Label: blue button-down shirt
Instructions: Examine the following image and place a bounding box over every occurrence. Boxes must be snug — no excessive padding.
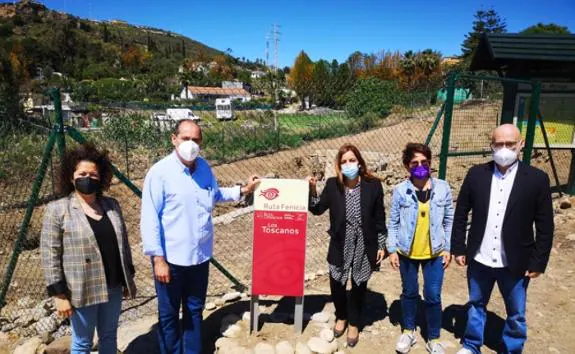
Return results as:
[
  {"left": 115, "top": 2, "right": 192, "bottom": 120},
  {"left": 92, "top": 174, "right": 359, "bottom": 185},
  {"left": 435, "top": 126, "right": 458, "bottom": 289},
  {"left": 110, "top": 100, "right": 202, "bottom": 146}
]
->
[{"left": 140, "top": 152, "right": 240, "bottom": 266}]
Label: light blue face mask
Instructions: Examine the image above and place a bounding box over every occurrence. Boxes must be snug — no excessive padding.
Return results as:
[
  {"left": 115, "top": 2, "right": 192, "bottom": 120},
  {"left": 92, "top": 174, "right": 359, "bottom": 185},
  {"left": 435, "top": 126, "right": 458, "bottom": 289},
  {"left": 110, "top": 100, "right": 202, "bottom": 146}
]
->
[{"left": 341, "top": 163, "right": 359, "bottom": 179}]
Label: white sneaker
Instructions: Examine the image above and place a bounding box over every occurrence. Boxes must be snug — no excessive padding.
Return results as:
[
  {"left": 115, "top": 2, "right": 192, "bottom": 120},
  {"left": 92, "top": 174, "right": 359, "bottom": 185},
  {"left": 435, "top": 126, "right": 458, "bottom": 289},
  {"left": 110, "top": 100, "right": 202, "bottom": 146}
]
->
[
  {"left": 426, "top": 341, "right": 446, "bottom": 354},
  {"left": 455, "top": 348, "right": 474, "bottom": 354},
  {"left": 395, "top": 331, "right": 417, "bottom": 353}
]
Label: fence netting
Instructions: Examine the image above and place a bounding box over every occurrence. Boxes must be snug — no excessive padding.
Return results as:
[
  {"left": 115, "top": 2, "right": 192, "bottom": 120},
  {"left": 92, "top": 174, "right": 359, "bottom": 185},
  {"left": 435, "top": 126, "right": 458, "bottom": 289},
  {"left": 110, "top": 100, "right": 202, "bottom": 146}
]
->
[{"left": 0, "top": 76, "right": 568, "bottom": 337}]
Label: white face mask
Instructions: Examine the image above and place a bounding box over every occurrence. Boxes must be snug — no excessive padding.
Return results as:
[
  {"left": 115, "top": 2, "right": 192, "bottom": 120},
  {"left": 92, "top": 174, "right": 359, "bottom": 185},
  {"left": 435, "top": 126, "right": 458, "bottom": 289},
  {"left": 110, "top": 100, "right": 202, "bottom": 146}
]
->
[
  {"left": 492, "top": 147, "right": 518, "bottom": 167},
  {"left": 177, "top": 140, "right": 200, "bottom": 162}
]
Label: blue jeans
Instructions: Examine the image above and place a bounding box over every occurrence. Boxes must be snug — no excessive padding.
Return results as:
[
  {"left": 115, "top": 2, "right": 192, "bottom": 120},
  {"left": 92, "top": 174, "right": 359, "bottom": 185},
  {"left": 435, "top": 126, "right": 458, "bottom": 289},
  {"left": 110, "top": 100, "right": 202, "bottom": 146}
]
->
[
  {"left": 463, "top": 261, "right": 530, "bottom": 354},
  {"left": 70, "top": 286, "right": 123, "bottom": 354},
  {"left": 155, "top": 260, "right": 209, "bottom": 354},
  {"left": 399, "top": 255, "right": 445, "bottom": 340}
]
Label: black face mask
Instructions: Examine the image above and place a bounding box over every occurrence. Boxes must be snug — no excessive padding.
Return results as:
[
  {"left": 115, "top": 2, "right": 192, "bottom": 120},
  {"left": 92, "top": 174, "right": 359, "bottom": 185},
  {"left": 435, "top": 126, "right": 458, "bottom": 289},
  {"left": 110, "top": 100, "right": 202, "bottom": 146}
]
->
[{"left": 74, "top": 177, "right": 101, "bottom": 195}]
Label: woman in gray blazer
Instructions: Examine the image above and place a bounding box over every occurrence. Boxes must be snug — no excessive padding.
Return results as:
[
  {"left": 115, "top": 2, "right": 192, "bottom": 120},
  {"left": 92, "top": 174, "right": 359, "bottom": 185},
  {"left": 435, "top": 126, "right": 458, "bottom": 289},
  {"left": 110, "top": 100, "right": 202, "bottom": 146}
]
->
[{"left": 41, "top": 143, "right": 136, "bottom": 354}]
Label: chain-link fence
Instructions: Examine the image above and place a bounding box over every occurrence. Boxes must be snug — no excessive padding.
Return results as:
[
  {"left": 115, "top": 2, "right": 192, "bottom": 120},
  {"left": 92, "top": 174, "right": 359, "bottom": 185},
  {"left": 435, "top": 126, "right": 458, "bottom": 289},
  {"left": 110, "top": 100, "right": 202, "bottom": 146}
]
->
[{"left": 0, "top": 73, "right": 570, "bottom": 338}]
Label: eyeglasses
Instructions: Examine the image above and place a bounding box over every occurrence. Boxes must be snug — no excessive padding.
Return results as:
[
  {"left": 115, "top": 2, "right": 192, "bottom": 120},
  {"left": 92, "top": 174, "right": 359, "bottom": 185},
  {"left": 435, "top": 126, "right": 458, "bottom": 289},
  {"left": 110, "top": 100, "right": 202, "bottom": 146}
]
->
[
  {"left": 491, "top": 141, "right": 518, "bottom": 150},
  {"left": 408, "top": 160, "right": 429, "bottom": 168}
]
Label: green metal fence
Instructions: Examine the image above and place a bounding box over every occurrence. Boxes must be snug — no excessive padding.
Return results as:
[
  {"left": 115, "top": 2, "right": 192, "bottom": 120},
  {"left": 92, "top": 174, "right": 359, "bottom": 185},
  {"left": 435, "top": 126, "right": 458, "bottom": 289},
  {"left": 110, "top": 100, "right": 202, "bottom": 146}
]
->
[{"left": 0, "top": 74, "right": 570, "bottom": 339}]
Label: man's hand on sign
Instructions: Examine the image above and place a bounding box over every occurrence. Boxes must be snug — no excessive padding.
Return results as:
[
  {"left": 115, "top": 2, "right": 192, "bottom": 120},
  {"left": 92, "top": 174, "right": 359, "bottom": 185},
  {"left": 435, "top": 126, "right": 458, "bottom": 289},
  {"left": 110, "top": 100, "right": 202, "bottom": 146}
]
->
[
  {"left": 241, "top": 175, "right": 261, "bottom": 196},
  {"left": 306, "top": 176, "right": 318, "bottom": 196}
]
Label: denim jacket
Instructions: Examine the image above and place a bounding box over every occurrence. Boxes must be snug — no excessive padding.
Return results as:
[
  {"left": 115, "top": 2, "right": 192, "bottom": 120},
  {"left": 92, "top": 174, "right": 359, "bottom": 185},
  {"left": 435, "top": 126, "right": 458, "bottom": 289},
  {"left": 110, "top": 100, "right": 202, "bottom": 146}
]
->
[{"left": 386, "top": 177, "right": 454, "bottom": 255}]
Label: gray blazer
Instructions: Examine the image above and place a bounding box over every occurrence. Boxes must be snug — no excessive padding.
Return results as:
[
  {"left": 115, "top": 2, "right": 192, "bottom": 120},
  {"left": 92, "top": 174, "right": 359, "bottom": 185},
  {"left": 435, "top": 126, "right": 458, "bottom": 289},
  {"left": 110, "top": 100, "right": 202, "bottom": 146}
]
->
[{"left": 41, "top": 193, "right": 137, "bottom": 308}]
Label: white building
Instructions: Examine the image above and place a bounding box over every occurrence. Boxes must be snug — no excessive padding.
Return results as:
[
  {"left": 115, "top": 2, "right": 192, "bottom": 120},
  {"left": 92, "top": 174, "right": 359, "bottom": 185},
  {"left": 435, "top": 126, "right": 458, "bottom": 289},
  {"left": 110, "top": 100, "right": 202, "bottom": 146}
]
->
[{"left": 250, "top": 70, "right": 266, "bottom": 79}]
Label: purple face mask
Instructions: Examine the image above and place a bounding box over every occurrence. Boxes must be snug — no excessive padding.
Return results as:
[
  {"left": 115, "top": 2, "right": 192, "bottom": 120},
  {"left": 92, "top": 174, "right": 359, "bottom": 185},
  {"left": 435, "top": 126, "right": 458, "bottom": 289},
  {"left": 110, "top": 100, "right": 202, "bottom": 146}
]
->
[{"left": 410, "top": 165, "right": 430, "bottom": 179}]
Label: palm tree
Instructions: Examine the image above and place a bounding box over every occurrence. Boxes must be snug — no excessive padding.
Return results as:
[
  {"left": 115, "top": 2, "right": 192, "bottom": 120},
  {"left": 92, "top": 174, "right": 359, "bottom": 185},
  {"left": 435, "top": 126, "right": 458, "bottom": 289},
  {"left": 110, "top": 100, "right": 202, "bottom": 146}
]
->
[{"left": 400, "top": 50, "right": 417, "bottom": 89}]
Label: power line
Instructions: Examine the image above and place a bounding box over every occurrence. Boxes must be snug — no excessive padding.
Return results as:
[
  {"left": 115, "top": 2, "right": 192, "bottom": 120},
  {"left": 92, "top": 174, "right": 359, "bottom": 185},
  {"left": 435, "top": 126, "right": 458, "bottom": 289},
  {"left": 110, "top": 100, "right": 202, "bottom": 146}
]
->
[{"left": 271, "top": 24, "right": 281, "bottom": 72}]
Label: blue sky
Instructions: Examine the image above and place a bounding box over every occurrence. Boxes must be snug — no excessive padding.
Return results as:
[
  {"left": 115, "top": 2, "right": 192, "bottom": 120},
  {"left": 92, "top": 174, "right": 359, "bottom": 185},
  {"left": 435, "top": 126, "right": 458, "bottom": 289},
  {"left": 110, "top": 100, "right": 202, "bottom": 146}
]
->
[{"left": 41, "top": 0, "right": 575, "bottom": 67}]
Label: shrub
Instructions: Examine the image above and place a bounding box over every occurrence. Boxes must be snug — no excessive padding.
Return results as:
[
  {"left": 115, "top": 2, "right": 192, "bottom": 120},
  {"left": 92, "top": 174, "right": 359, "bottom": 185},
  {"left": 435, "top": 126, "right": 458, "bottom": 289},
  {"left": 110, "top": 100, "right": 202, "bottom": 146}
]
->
[{"left": 345, "top": 78, "right": 404, "bottom": 118}]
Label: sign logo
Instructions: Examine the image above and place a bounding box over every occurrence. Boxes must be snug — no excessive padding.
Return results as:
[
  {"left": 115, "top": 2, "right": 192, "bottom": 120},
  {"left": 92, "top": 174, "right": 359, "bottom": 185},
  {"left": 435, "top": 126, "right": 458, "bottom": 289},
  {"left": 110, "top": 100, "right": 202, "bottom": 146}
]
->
[{"left": 260, "top": 188, "right": 280, "bottom": 200}]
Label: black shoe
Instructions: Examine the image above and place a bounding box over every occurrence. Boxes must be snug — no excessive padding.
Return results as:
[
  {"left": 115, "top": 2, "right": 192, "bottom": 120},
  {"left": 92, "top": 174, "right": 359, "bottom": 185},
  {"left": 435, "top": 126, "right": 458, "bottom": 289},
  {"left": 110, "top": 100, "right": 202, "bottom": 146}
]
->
[
  {"left": 347, "top": 334, "right": 359, "bottom": 348},
  {"left": 333, "top": 322, "right": 348, "bottom": 338}
]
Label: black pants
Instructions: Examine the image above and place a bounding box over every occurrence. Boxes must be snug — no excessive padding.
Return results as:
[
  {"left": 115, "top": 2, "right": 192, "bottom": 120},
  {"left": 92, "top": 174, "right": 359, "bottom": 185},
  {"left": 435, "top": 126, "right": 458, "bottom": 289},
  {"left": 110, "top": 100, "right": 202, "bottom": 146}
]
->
[{"left": 329, "top": 276, "right": 368, "bottom": 327}]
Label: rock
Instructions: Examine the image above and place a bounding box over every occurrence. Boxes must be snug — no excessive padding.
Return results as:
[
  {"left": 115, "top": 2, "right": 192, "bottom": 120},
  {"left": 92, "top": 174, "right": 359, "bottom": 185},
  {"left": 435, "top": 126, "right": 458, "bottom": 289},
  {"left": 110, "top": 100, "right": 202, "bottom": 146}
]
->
[
  {"left": 36, "top": 344, "right": 47, "bottom": 354},
  {"left": 307, "top": 337, "right": 335, "bottom": 354},
  {"left": 316, "top": 270, "right": 326, "bottom": 276},
  {"left": 240, "top": 293, "right": 249, "bottom": 300},
  {"left": 295, "top": 342, "right": 312, "bottom": 354},
  {"left": 311, "top": 312, "right": 330, "bottom": 323},
  {"left": 222, "top": 292, "right": 241, "bottom": 302},
  {"left": 221, "top": 324, "right": 241, "bottom": 338},
  {"left": 53, "top": 325, "right": 72, "bottom": 339},
  {"left": 215, "top": 298, "right": 226, "bottom": 307},
  {"left": 559, "top": 198, "right": 572, "bottom": 209},
  {"left": 254, "top": 342, "right": 275, "bottom": 354},
  {"left": 17, "top": 296, "right": 36, "bottom": 309},
  {"left": 35, "top": 316, "right": 59, "bottom": 335},
  {"left": 276, "top": 341, "right": 294, "bottom": 354},
  {"left": 13, "top": 337, "right": 43, "bottom": 354},
  {"left": 242, "top": 312, "right": 251, "bottom": 321},
  {"left": 39, "top": 298, "right": 55, "bottom": 311},
  {"left": 334, "top": 352, "right": 345, "bottom": 354},
  {"left": 319, "top": 328, "right": 334, "bottom": 343},
  {"left": 549, "top": 347, "right": 560, "bottom": 353},
  {"left": 39, "top": 331, "right": 54, "bottom": 344},
  {"left": 14, "top": 309, "right": 36, "bottom": 327},
  {"left": 566, "top": 234, "right": 575, "bottom": 241},
  {"left": 13, "top": 326, "right": 37, "bottom": 338},
  {"left": 215, "top": 337, "right": 238, "bottom": 353},
  {"left": 33, "top": 307, "right": 50, "bottom": 322},
  {"left": 44, "top": 335, "right": 72, "bottom": 354},
  {"left": 116, "top": 315, "right": 157, "bottom": 352},
  {"left": 1, "top": 323, "right": 15, "bottom": 332},
  {"left": 205, "top": 302, "right": 217, "bottom": 311}
]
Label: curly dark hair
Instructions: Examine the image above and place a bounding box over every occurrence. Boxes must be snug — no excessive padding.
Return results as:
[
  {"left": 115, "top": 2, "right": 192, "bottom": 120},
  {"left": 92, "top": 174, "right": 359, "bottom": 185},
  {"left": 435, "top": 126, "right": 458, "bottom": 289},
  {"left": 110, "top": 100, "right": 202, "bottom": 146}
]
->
[
  {"left": 58, "top": 143, "right": 113, "bottom": 196},
  {"left": 402, "top": 143, "right": 432, "bottom": 167}
]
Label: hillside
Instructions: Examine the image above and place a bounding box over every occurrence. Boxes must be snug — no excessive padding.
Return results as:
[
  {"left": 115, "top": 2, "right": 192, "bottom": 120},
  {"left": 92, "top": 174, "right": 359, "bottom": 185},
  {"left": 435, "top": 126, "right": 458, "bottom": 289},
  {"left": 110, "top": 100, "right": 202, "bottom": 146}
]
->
[{"left": 0, "top": 0, "right": 266, "bottom": 105}]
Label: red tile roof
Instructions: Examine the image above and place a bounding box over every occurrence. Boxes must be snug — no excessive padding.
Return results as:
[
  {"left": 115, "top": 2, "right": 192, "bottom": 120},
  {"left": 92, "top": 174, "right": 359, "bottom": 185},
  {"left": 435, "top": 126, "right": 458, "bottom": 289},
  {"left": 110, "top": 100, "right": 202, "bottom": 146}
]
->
[{"left": 186, "top": 86, "right": 250, "bottom": 96}]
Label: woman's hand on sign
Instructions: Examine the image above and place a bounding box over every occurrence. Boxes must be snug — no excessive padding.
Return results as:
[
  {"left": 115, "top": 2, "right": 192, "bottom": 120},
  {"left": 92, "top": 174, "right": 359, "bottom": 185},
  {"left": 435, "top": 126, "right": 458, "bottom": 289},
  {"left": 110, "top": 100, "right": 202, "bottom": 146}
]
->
[{"left": 306, "top": 176, "right": 318, "bottom": 196}]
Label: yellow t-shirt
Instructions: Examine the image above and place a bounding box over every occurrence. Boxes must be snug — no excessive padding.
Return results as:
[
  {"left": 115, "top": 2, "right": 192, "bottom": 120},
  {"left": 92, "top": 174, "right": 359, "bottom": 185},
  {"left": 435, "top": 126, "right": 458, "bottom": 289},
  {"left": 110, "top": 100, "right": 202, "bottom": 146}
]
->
[{"left": 407, "top": 201, "right": 433, "bottom": 260}]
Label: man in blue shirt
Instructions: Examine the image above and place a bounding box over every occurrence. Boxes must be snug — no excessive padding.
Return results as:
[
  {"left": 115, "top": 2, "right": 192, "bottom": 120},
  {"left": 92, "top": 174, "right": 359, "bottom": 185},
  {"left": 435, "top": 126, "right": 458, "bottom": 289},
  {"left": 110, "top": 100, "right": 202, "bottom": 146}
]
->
[{"left": 141, "top": 119, "right": 259, "bottom": 354}]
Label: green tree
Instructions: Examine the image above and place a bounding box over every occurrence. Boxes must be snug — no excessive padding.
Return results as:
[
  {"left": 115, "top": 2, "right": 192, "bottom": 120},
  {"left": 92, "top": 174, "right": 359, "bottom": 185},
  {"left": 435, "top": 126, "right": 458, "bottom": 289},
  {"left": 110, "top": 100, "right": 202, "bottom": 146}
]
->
[
  {"left": 461, "top": 9, "right": 507, "bottom": 59},
  {"left": 311, "top": 59, "right": 330, "bottom": 107},
  {"left": 288, "top": 51, "right": 314, "bottom": 110},
  {"left": 521, "top": 23, "right": 571, "bottom": 34}
]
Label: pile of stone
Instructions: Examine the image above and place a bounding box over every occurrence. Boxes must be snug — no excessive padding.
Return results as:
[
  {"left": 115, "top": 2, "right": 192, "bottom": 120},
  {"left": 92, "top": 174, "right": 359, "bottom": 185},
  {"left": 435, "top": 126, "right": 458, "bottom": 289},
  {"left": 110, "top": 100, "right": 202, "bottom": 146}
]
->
[
  {"left": 216, "top": 310, "right": 346, "bottom": 354},
  {"left": 205, "top": 291, "right": 247, "bottom": 312},
  {"left": 0, "top": 296, "right": 64, "bottom": 340}
]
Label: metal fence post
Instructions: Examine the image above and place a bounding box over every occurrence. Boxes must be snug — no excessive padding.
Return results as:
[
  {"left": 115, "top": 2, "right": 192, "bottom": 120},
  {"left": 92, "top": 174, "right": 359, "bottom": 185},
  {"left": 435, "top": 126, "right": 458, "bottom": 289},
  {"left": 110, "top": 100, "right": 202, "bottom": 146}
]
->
[
  {"left": 47, "top": 88, "right": 66, "bottom": 158},
  {"left": 522, "top": 82, "right": 541, "bottom": 164},
  {"left": 0, "top": 131, "right": 57, "bottom": 308},
  {"left": 424, "top": 102, "right": 445, "bottom": 146},
  {"left": 438, "top": 73, "right": 456, "bottom": 180}
]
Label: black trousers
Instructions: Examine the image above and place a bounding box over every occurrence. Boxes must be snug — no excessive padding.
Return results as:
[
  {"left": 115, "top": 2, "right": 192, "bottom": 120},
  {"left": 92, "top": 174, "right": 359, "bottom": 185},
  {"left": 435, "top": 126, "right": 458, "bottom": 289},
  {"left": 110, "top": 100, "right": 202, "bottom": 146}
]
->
[{"left": 329, "top": 276, "right": 368, "bottom": 327}]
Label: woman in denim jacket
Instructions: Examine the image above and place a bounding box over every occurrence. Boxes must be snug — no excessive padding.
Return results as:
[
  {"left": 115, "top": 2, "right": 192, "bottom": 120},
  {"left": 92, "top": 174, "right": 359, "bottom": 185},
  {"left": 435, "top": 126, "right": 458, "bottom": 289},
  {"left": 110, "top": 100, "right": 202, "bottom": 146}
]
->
[{"left": 387, "top": 143, "right": 454, "bottom": 354}]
